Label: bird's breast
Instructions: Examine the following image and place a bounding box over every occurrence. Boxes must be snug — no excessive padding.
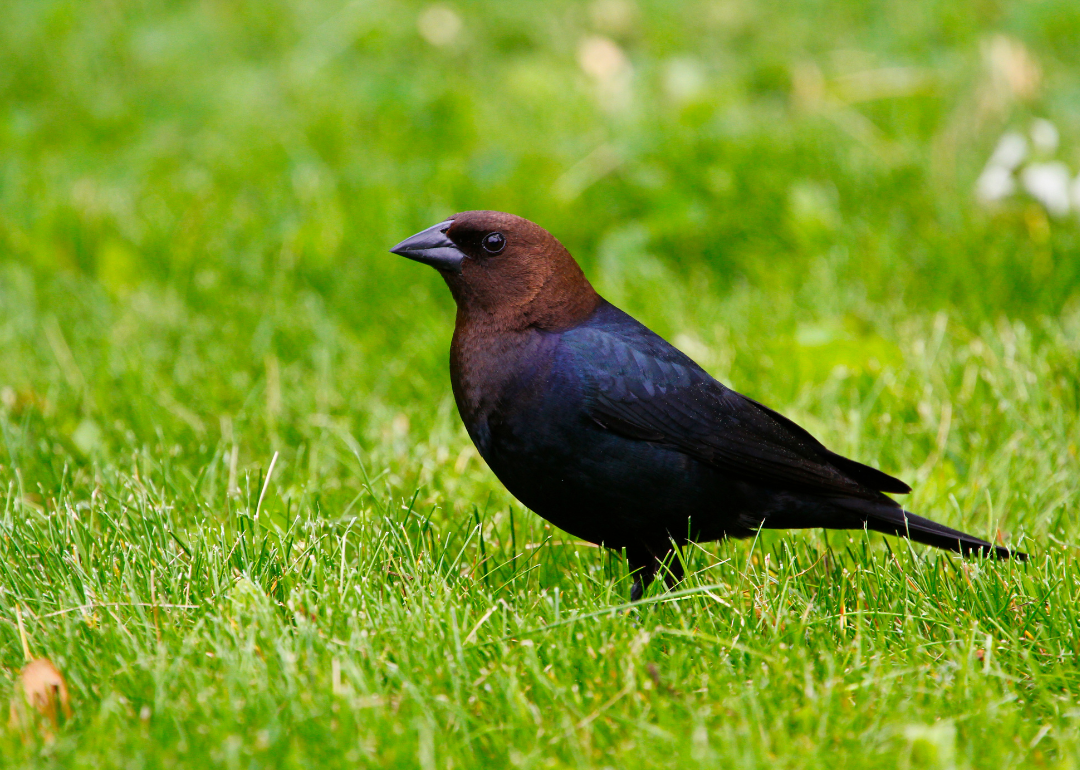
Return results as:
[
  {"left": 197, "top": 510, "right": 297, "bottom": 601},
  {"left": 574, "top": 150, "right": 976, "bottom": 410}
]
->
[{"left": 448, "top": 324, "right": 561, "bottom": 458}]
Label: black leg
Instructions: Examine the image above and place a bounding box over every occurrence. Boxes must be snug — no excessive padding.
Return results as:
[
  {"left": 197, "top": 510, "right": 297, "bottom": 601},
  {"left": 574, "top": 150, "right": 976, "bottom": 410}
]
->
[
  {"left": 626, "top": 545, "right": 658, "bottom": 602},
  {"left": 627, "top": 540, "right": 687, "bottom": 601}
]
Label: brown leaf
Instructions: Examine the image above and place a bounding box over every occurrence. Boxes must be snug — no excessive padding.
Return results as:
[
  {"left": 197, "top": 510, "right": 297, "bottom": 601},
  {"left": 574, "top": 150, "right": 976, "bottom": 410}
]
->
[{"left": 8, "top": 659, "right": 72, "bottom": 736}]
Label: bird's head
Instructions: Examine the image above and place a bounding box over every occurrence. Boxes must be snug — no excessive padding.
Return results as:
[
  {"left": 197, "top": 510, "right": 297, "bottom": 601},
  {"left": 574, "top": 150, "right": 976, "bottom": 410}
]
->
[{"left": 390, "top": 210, "right": 599, "bottom": 330}]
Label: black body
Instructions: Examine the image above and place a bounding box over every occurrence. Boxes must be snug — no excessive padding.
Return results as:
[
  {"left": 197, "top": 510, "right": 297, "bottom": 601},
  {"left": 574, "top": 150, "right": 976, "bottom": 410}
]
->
[{"left": 391, "top": 211, "right": 1025, "bottom": 600}]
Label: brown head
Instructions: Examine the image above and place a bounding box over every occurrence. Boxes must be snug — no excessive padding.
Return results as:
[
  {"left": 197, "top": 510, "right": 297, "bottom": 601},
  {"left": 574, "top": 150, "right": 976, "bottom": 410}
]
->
[{"left": 390, "top": 211, "right": 600, "bottom": 331}]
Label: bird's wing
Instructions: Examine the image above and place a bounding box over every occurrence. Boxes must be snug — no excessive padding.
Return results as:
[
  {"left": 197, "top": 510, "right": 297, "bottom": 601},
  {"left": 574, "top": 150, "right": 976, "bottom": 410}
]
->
[{"left": 561, "top": 313, "right": 910, "bottom": 499}]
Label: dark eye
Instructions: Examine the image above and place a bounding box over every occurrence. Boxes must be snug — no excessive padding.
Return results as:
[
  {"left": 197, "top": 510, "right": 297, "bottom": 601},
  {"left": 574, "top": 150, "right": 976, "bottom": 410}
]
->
[{"left": 481, "top": 231, "right": 506, "bottom": 254}]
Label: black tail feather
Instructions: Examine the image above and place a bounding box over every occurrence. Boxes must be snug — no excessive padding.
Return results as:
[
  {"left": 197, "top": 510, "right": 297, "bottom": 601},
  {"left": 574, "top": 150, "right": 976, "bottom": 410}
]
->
[
  {"left": 862, "top": 506, "right": 1026, "bottom": 561},
  {"left": 755, "top": 497, "right": 1027, "bottom": 560}
]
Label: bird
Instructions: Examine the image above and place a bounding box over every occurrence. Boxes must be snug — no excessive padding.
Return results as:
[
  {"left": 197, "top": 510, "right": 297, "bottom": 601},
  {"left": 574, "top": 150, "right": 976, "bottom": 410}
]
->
[{"left": 390, "top": 211, "right": 1026, "bottom": 600}]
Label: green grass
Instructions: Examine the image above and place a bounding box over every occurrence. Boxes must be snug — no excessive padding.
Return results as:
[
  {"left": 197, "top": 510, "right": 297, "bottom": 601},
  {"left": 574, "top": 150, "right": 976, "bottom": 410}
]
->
[{"left": 2, "top": 0, "right": 1080, "bottom": 766}]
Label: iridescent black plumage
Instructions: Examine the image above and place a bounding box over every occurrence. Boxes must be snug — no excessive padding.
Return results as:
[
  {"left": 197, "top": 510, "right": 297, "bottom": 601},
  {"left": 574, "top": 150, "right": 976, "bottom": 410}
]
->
[{"left": 391, "top": 211, "right": 1025, "bottom": 600}]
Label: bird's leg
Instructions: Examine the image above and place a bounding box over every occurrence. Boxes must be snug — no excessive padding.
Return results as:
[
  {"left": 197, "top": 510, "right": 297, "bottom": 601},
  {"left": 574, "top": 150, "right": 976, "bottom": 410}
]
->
[
  {"left": 626, "top": 546, "right": 659, "bottom": 602},
  {"left": 628, "top": 542, "right": 686, "bottom": 600}
]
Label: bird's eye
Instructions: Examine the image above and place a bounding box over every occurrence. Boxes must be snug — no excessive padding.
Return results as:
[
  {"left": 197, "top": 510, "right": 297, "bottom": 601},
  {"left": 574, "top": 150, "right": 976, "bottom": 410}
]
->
[{"left": 482, "top": 232, "right": 506, "bottom": 254}]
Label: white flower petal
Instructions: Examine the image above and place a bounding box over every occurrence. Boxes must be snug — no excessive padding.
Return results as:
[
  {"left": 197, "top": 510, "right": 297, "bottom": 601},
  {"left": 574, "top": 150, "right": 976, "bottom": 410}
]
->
[
  {"left": 1021, "top": 162, "right": 1072, "bottom": 216},
  {"left": 975, "top": 165, "right": 1015, "bottom": 204},
  {"left": 987, "top": 132, "right": 1028, "bottom": 171}
]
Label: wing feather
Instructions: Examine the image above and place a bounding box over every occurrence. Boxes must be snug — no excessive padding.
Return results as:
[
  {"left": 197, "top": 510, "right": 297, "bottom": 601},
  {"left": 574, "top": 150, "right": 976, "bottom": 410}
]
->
[{"left": 563, "top": 312, "right": 910, "bottom": 499}]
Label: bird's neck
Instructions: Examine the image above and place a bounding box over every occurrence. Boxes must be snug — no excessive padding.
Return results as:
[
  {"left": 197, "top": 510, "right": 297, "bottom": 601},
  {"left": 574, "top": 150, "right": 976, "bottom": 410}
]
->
[
  {"left": 451, "top": 284, "right": 601, "bottom": 335},
  {"left": 448, "top": 318, "right": 549, "bottom": 449},
  {"left": 522, "top": 280, "right": 602, "bottom": 331},
  {"left": 441, "top": 248, "right": 602, "bottom": 333}
]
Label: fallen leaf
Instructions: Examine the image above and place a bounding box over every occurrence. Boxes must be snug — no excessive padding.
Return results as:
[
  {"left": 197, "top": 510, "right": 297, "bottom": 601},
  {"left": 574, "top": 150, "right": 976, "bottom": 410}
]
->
[{"left": 9, "top": 659, "right": 72, "bottom": 736}]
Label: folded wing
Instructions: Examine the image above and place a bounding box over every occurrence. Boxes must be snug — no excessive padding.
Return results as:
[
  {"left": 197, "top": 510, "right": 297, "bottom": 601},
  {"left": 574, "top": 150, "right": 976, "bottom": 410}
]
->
[{"left": 563, "top": 310, "right": 910, "bottom": 500}]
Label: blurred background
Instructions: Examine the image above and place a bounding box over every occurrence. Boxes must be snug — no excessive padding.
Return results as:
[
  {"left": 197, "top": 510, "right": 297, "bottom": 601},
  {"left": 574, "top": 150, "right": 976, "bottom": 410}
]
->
[
  {"left": 1, "top": 0, "right": 1078, "bottom": 522},
  {"left": 2, "top": 3, "right": 1079, "bottom": 763}
]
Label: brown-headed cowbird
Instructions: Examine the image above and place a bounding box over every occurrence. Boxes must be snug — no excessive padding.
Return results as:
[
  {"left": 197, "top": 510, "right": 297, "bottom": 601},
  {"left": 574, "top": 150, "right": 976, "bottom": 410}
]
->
[{"left": 391, "top": 211, "right": 1025, "bottom": 600}]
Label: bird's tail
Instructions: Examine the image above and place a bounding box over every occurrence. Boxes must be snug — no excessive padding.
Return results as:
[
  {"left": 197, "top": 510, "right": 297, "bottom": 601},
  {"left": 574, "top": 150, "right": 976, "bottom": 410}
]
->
[{"left": 853, "top": 501, "right": 1025, "bottom": 560}]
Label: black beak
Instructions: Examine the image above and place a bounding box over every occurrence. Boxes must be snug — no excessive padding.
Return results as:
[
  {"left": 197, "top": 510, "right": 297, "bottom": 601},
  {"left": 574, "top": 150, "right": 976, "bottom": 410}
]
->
[{"left": 389, "top": 220, "right": 464, "bottom": 274}]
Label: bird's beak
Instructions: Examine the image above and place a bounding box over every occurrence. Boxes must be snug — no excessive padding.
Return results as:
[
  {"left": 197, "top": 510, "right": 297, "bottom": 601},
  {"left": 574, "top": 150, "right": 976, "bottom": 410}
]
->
[{"left": 389, "top": 220, "right": 464, "bottom": 274}]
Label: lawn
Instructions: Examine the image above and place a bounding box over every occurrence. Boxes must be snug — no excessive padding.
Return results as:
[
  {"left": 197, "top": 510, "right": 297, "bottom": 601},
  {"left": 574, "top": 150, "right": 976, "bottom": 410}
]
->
[{"left": 2, "top": 0, "right": 1079, "bottom": 767}]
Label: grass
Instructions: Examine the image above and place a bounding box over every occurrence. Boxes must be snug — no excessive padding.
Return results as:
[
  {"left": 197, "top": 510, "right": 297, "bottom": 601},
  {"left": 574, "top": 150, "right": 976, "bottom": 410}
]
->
[{"left": 2, "top": 0, "right": 1079, "bottom": 766}]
